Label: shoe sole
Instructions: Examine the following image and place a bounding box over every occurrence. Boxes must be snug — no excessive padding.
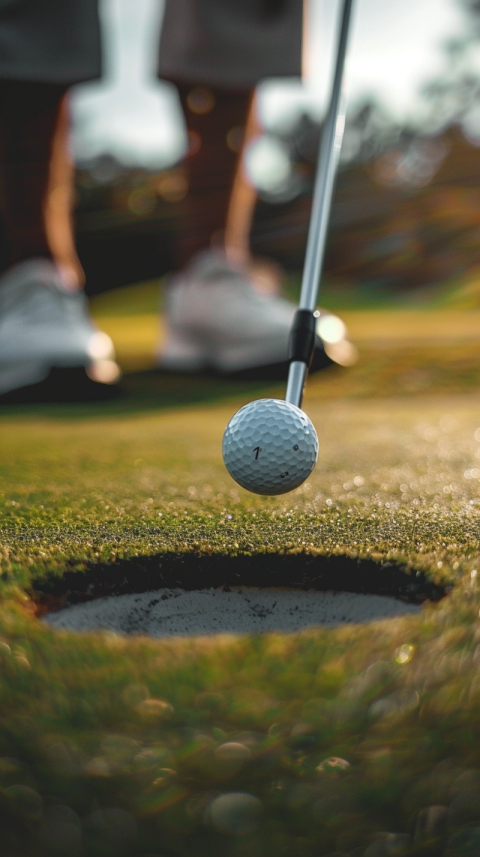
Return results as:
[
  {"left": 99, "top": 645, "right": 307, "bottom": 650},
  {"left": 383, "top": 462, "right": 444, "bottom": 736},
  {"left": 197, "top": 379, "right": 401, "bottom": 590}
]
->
[
  {"left": 223, "top": 345, "right": 333, "bottom": 381},
  {"left": 159, "top": 326, "right": 300, "bottom": 374},
  {"left": 0, "top": 366, "right": 120, "bottom": 404},
  {"left": 0, "top": 361, "right": 49, "bottom": 396},
  {"left": 159, "top": 332, "right": 332, "bottom": 379}
]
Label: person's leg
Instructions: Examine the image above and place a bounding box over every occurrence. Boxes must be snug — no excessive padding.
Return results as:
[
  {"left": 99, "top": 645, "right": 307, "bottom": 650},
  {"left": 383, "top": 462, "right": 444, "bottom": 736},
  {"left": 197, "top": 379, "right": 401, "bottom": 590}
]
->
[
  {"left": 44, "top": 95, "right": 86, "bottom": 290},
  {"left": 174, "top": 82, "right": 254, "bottom": 268},
  {"left": 159, "top": 0, "right": 303, "bottom": 272},
  {"left": 177, "top": 84, "right": 281, "bottom": 289},
  {"left": 0, "top": 80, "right": 119, "bottom": 399},
  {"left": 156, "top": 1, "right": 338, "bottom": 378},
  {"left": 223, "top": 92, "right": 261, "bottom": 268},
  {"left": 0, "top": 2, "right": 120, "bottom": 399},
  {"left": 0, "top": 80, "right": 83, "bottom": 288}
]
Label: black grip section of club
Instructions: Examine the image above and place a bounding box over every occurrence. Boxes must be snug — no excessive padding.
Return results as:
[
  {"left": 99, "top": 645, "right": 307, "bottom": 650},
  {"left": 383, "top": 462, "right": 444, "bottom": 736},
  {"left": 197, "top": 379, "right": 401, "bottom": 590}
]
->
[{"left": 288, "top": 309, "right": 317, "bottom": 366}]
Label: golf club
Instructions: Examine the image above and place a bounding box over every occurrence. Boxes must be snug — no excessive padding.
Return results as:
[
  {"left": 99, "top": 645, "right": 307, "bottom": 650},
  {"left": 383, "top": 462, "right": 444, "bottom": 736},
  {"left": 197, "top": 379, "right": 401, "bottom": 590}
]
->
[{"left": 223, "top": 0, "right": 354, "bottom": 495}]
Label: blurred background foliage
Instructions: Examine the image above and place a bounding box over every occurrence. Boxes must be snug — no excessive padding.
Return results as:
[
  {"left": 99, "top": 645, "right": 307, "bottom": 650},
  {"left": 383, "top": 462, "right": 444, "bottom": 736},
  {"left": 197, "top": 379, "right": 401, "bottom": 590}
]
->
[{"left": 69, "top": 0, "right": 480, "bottom": 309}]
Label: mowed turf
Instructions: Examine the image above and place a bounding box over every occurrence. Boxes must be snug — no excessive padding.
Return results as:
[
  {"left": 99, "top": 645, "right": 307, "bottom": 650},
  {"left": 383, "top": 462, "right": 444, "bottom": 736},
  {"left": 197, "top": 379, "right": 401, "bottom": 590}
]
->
[{"left": 0, "top": 284, "right": 479, "bottom": 856}]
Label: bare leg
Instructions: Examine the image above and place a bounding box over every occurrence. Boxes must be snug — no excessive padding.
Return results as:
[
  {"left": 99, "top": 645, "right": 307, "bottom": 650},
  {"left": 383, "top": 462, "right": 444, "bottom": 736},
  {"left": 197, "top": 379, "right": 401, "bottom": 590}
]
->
[
  {"left": 44, "top": 95, "right": 85, "bottom": 289},
  {"left": 174, "top": 82, "right": 255, "bottom": 268},
  {"left": 0, "top": 80, "right": 83, "bottom": 288},
  {"left": 224, "top": 93, "right": 260, "bottom": 267}
]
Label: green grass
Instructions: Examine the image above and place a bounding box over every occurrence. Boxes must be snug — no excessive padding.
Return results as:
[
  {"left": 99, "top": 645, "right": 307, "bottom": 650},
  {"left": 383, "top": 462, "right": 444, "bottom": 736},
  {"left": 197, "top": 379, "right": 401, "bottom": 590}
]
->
[{"left": 0, "top": 287, "right": 480, "bottom": 855}]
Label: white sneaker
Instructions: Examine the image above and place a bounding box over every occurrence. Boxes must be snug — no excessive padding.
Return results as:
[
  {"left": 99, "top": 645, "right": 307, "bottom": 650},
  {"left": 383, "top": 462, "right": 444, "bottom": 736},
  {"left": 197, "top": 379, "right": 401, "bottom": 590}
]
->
[
  {"left": 157, "top": 251, "right": 332, "bottom": 377},
  {"left": 0, "top": 259, "right": 120, "bottom": 396}
]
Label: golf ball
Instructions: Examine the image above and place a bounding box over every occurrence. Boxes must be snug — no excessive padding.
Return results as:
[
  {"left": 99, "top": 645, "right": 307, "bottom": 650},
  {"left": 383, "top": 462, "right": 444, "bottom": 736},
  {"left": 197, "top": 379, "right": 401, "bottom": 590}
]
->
[{"left": 222, "top": 398, "right": 318, "bottom": 495}]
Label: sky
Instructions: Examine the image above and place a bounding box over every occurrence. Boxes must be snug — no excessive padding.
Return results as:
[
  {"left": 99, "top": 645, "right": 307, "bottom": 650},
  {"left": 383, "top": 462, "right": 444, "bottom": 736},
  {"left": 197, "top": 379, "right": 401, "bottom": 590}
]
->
[{"left": 71, "top": 0, "right": 467, "bottom": 168}]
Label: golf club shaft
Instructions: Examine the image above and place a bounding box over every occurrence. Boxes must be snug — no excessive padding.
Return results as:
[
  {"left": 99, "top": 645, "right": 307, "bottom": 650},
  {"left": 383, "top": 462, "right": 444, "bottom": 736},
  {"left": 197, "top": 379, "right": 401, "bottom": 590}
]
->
[{"left": 285, "top": 0, "right": 354, "bottom": 408}]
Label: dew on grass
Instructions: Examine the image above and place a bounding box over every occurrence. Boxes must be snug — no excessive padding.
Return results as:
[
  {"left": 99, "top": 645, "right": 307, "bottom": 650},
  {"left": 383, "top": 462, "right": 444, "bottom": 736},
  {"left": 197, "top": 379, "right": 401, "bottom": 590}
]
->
[
  {"left": 152, "top": 768, "right": 178, "bottom": 787},
  {"left": 136, "top": 698, "right": 174, "bottom": 718},
  {"left": 207, "top": 792, "right": 263, "bottom": 835},
  {"left": 317, "top": 757, "right": 350, "bottom": 773},
  {"left": 132, "top": 747, "right": 171, "bottom": 772},
  {"left": 215, "top": 742, "right": 251, "bottom": 762},
  {"left": 84, "top": 757, "right": 112, "bottom": 778},
  {"left": 395, "top": 643, "right": 415, "bottom": 664},
  {"left": 214, "top": 742, "right": 251, "bottom": 776}
]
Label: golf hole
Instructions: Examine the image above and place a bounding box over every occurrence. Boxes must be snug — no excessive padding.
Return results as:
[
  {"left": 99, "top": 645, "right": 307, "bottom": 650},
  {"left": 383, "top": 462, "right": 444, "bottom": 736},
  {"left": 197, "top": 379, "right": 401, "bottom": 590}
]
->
[{"left": 35, "top": 555, "right": 445, "bottom": 638}]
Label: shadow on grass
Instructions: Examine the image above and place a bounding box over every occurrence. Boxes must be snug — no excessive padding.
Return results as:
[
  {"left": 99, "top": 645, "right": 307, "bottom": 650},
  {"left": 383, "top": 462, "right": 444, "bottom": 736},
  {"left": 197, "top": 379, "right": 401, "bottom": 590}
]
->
[
  {"left": 0, "top": 369, "right": 283, "bottom": 422},
  {"left": 33, "top": 552, "right": 446, "bottom": 616}
]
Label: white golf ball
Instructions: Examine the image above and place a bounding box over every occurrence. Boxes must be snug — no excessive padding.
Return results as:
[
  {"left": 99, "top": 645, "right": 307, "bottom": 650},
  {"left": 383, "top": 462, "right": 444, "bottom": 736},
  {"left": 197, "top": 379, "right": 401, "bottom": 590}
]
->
[{"left": 222, "top": 398, "right": 318, "bottom": 495}]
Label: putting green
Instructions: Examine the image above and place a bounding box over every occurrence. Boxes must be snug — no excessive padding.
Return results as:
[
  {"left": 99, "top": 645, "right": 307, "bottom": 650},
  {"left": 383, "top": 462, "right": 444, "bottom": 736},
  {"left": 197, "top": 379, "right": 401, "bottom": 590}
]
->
[{"left": 0, "top": 287, "right": 479, "bottom": 856}]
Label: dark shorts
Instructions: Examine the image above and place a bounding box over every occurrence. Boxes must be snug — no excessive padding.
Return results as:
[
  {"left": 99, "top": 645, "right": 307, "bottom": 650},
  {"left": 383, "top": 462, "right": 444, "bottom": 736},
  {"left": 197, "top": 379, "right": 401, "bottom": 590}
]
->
[
  {"left": 0, "top": 0, "right": 303, "bottom": 87},
  {"left": 0, "top": 0, "right": 102, "bottom": 84},
  {"left": 159, "top": 0, "right": 303, "bottom": 89}
]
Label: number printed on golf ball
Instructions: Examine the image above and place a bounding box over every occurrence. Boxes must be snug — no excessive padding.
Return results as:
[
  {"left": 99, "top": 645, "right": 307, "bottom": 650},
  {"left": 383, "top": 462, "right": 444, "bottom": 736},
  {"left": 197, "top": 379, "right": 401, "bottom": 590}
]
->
[{"left": 222, "top": 399, "right": 318, "bottom": 495}]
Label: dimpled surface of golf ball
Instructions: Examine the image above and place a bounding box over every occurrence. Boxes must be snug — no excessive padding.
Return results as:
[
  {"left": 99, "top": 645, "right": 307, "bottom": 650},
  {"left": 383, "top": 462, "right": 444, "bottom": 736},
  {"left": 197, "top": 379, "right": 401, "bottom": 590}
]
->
[{"left": 222, "top": 398, "right": 318, "bottom": 495}]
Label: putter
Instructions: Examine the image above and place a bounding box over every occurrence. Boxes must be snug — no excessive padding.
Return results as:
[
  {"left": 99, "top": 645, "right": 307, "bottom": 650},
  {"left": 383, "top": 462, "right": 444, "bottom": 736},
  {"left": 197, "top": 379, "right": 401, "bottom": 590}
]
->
[{"left": 286, "top": 0, "right": 354, "bottom": 408}]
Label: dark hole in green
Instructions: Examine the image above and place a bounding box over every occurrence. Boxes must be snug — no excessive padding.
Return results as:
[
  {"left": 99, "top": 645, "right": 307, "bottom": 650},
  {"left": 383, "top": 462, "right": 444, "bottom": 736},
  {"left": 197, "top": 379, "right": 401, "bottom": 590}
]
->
[{"left": 32, "top": 553, "right": 445, "bottom": 615}]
